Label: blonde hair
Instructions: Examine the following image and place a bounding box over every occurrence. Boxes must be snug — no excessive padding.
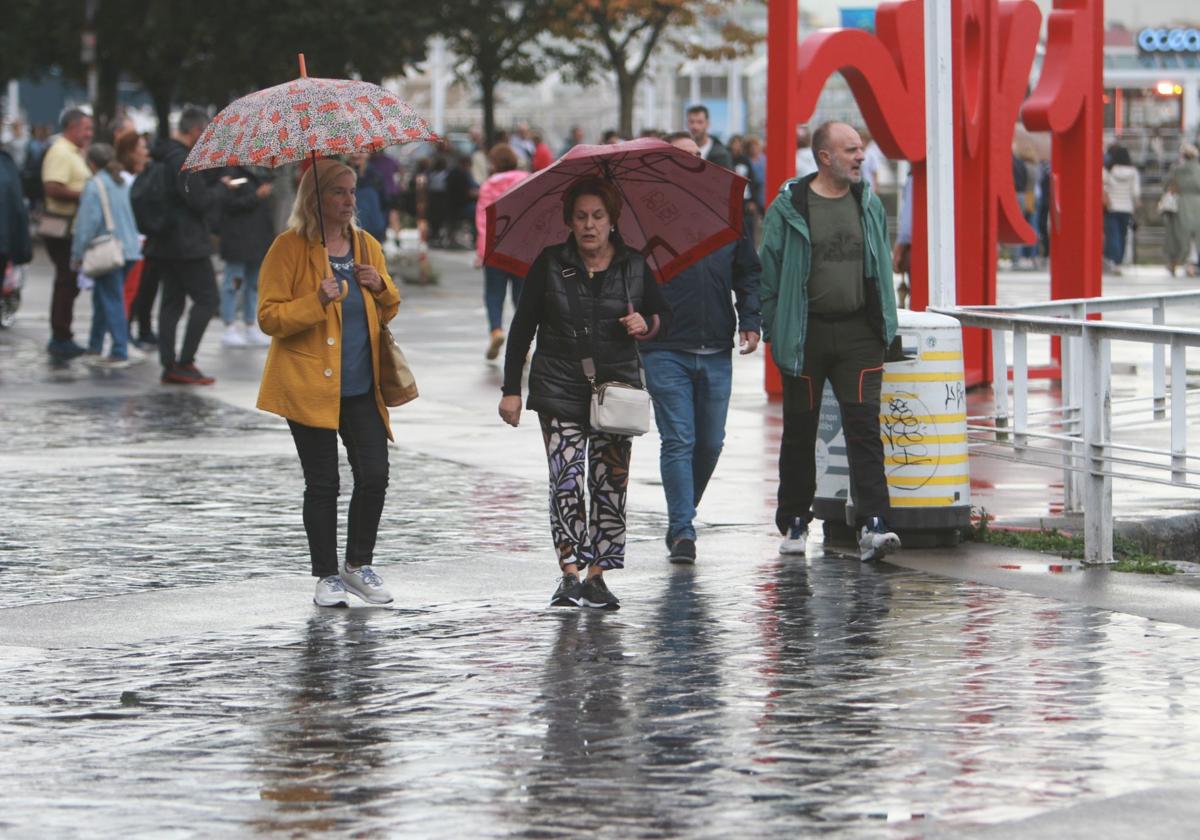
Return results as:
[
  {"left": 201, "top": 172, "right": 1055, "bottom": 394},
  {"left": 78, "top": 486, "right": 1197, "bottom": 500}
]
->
[
  {"left": 1183, "top": 144, "right": 1199, "bottom": 161},
  {"left": 288, "top": 159, "right": 359, "bottom": 242}
]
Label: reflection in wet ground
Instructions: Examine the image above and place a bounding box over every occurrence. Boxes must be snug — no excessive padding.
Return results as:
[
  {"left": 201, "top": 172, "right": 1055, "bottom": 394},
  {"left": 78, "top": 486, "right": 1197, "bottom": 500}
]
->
[{"left": 4, "top": 561, "right": 1200, "bottom": 837}]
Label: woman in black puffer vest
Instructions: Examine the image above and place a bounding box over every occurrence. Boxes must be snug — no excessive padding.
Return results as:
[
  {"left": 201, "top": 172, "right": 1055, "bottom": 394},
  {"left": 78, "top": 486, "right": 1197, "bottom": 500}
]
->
[{"left": 499, "top": 177, "right": 670, "bottom": 611}]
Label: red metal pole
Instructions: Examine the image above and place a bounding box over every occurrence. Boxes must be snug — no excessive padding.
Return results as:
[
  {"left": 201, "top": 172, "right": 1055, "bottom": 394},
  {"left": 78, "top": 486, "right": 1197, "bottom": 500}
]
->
[{"left": 764, "top": 0, "right": 800, "bottom": 398}]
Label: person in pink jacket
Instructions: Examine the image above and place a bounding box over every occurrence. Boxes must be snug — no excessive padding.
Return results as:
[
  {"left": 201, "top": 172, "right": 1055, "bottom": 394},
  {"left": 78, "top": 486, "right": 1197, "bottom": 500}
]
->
[{"left": 474, "top": 143, "right": 530, "bottom": 359}]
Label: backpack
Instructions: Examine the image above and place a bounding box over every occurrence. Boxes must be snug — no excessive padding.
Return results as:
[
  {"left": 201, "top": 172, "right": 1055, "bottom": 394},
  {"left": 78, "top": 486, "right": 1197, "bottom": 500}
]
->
[
  {"left": 20, "top": 143, "right": 47, "bottom": 204},
  {"left": 130, "top": 160, "right": 173, "bottom": 236}
]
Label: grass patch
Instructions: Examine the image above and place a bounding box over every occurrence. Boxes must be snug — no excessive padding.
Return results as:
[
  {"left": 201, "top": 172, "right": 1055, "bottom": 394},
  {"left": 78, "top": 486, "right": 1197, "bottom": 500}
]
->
[{"left": 966, "top": 510, "right": 1177, "bottom": 574}]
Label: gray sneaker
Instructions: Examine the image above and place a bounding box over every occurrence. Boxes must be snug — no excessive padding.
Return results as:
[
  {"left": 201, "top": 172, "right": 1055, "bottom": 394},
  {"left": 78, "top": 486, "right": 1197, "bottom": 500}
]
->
[
  {"left": 340, "top": 563, "right": 394, "bottom": 604},
  {"left": 313, "top": 575, "right": 350, "bottom": 607}
]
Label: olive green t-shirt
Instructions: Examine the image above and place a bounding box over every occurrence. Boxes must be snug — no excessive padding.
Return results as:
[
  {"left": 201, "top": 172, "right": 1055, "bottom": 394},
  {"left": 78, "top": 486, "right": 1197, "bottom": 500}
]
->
[{"left": 806, "top": 189, "right": 865, "bottom": 315}]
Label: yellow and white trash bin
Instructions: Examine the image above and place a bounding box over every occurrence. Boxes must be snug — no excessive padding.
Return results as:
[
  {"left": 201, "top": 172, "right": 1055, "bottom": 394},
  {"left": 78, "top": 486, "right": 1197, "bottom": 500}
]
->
[{"left": 812, "top": 309, "right": 972, "bottom": 547}]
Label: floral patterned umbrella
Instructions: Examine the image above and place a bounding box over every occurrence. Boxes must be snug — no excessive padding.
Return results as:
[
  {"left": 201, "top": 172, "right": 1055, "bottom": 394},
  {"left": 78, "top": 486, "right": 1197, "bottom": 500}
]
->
[
  {"left": 182, "top": 55, "right": 434, "bottom": 247},
  {"left": 183, "top": 55, "right": 435, "bottom": 172}
]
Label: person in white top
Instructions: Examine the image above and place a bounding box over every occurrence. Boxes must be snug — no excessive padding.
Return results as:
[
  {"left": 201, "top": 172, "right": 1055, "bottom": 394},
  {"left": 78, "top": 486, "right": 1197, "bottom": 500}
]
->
[{"left": 1103, "top": 144, "right": 1141, "bottom": 276}]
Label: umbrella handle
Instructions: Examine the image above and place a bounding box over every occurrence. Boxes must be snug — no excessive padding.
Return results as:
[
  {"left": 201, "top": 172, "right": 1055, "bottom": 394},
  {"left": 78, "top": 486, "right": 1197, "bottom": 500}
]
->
[{"left": 628, "top": 303, "right": 660, "bottom": 341}]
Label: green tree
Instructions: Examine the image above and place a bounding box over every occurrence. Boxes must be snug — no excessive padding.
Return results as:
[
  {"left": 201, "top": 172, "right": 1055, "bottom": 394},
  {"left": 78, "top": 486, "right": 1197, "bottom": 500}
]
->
[
  {"left": 434, "top": 0, "right": 558, "bottom": 145},
  {"left": 6, "top": 0, "right": 436, "bottom": 139},
  {"left": 549, "top": 0, "right": 760, "bottom": 138}
]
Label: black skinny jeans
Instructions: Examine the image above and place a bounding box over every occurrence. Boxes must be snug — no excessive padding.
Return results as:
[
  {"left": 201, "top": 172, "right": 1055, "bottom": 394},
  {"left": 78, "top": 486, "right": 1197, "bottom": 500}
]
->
[{"left": 288, "top": 393, "right": 390, "bottom": 577}]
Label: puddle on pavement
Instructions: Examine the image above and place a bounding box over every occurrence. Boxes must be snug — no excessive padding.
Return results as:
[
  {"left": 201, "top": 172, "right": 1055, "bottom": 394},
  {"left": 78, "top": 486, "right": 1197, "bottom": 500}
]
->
[{"left": 4, "top": 561, "right": 1200, "bottom": 837}]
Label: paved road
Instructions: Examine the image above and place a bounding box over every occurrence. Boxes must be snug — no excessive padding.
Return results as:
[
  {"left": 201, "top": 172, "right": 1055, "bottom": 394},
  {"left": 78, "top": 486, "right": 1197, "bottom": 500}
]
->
[{"left": 2, "top": 250, "right": 1200, "bottom": 838}]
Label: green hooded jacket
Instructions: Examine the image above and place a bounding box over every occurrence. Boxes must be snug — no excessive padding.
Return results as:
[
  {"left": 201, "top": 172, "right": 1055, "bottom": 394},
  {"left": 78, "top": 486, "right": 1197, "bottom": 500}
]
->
[{"left": 758, "top": 174, "right": 899, "bottom": 377}]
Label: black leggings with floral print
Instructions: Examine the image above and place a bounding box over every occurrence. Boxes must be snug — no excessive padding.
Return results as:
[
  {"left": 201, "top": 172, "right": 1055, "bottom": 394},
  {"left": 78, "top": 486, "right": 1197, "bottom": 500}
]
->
[{"left": 538, "top": 413, "right": 632, "bottom": 571}]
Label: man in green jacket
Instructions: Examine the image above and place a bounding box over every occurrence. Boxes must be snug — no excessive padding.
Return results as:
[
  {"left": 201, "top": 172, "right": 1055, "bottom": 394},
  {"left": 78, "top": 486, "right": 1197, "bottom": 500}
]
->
[{"left": 759, "top": 121, "right": 901, "bottom": 562}]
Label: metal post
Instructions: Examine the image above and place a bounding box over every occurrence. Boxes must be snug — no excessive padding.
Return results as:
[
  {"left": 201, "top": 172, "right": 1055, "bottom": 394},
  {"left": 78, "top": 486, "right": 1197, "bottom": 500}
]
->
[
  {"left": 1061, "top": 332, "right": 1082, "bottom": 512},
  {"left": 4, "top": 80, "right": 18, "bottom": 125},
  {"left": 1171, "top": 338, "right": 1187, "bottom": 484},
  {"left": 1013, "top": 329, "right": 1028, "bottom": 448},
  {"left": 925, "top": 0, "right": 956, "bottom": 309},
  {"left": 727, "top": 62, "right": 742, "bottom": 140},
  {"left": 430, "top": 36, "right": 447, "bottom": 136},
  {"left": 992, "top": 328, "right": 1009, "bottom": 441},
  {"left": 1081, "top": 327, "right": 1113, "bottom": 564},
  {"left": 1153, "top": 301, "right": 1166, "bottom": 420}
]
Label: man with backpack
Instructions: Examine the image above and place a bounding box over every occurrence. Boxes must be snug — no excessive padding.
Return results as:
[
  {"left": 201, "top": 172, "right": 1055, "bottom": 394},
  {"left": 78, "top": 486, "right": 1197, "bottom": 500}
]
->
[{"left": 137, "top": 106, "right": 225, "bottom": 385}]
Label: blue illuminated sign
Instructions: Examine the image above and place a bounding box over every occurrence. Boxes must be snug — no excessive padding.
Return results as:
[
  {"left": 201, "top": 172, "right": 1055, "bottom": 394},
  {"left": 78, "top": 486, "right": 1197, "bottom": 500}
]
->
[
  {"left": 839, "top": 8, "right": 876, "bottom": 33},
  {"left": 1137, "top": 28, "right": 1200, "bottom": 53}
]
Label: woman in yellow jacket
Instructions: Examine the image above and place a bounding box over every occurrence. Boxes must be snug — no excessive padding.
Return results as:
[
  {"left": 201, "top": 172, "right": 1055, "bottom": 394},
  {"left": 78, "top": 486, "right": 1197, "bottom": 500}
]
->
[{"left": 258, "top": 159, "right": 401, "bottom": 608}]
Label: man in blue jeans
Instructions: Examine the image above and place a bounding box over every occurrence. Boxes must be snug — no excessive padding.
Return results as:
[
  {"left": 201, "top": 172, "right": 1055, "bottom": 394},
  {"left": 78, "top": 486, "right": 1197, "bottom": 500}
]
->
[{"left": 641, "top": 132, "right": 762, "bottom": 564}]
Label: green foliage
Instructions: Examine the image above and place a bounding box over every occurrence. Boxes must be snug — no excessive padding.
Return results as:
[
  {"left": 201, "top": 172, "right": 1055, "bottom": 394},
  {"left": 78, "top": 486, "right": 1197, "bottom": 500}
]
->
[
  {"left": 6, "top": 0, "right": 436, "bottom": 132},
  {"left": 432, "top": 0, "right": 560, "bottom": 142},
  {"left": 967, "top": 508, "right": 1177, "bottom": 574}
]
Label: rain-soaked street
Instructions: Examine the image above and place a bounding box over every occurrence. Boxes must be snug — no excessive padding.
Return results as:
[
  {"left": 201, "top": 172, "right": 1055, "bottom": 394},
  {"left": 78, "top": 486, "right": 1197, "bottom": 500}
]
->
[{"left": 3, "top": 252, "right": 1200, "bottom": 838}]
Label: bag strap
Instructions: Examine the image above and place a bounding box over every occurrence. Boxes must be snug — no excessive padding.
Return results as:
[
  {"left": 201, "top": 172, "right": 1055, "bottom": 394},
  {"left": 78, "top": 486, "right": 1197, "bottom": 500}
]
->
[
  {"left": 559, "top": 265, "right": 597, "bottom": 383},
  {"left": 559, "top": 264, "right": 645, "bottom": 387},
  {"left": 94, "top": 175, "right": 115, "bottom": 234}
]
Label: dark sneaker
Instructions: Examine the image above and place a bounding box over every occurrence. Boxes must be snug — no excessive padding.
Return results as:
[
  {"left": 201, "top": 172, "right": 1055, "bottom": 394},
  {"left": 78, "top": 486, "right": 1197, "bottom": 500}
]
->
[
  {"left": 579, "top": 575, "right": 620, "bottom": 611},
  {"left": 162, "top": 364, "right": 215, "bottom": 385},
  {"left": 47, "top": 338, "right": 86, "bottom": 359},
  {"left": 549, "top": 572, "right": 583, "bottom": 607},
  {"left": 779, "top": 517, "right": 808, "bottom": 555},
  {"left": 859, "top": 517, "right": 901, "bottom": 562},
  {"left": 180, "top": 363, "right": 216, "bottom": 384},
  {"left": 668, "top": 537, "right": 696, "bottom": 565}
]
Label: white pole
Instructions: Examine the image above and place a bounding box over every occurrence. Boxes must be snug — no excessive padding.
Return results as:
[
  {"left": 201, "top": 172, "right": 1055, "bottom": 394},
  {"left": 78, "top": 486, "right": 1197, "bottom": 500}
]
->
[
  {"left": 727, "top": 62, "right": 741, "bottom": 140},
  {"left": 5, "top": 80, "right": 19, "bottom": 124},
  {"left": 924, "top": 0, "right": 956, "bottom": 308},
  {"left": 430, "top": 36, "right": 447, "bottom": 136}
]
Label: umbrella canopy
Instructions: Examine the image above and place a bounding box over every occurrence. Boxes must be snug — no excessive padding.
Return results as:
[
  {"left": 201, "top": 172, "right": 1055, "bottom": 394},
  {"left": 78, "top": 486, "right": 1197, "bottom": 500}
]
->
[
  {"left": 182, "top": 68, "right": 435, "bottom": 173},
  {"left": 484, "top": 138, "right": 748, "bottom": 283},
  {"left": 180, "top": 55, "right": 434, "bottom": 247}
]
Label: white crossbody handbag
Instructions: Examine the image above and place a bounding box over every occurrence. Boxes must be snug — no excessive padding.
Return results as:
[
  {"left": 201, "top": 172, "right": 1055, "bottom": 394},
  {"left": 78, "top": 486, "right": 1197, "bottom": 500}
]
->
[
  {"left": 81, "top": 176, "right": 126, "bottom": 277},
  {"left": 560, "top": 265, "right": 651, "bottom": 437}
]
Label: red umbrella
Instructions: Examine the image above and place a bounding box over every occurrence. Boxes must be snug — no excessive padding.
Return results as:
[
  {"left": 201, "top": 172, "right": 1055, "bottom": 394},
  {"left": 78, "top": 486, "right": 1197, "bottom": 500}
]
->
[
  {"left": 483, "top": 138, "right": 748, "bottom": 283},
  {"left": 182, "top": 54, "right": 436, "bottom": 246}
]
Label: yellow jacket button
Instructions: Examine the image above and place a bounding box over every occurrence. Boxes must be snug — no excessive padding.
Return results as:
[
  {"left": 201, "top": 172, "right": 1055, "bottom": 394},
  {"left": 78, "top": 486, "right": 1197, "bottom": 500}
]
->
[
  {"left": 323, "top": 368, "right": 333, "bottom": 377},
  {"left": 327, "top": 337, "right": 336, "bottom": 346}
]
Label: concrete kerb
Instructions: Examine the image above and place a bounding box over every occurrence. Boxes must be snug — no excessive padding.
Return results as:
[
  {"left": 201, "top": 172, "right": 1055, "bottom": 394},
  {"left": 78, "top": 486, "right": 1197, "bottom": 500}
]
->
[{"left": 998, "top": 512, "right": 1200, "bottom": 566}]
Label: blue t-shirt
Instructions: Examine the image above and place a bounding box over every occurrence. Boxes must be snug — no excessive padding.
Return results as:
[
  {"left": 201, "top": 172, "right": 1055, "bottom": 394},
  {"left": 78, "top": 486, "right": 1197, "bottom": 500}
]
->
[{"left": 329, "top": 250, "right": 374, "bottom": 397}]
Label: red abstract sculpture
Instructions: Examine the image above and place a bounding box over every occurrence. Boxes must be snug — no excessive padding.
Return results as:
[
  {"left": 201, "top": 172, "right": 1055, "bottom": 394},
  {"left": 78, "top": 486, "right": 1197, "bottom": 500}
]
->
[{"left": 765, "top": 0, "right": 1102, "bottom": 390}]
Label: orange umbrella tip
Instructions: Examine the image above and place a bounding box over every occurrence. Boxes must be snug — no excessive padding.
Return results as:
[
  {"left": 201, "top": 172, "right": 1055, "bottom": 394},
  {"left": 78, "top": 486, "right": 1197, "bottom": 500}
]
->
[{"left": 298, "top": 53, "right": 307, "bottom": 78}]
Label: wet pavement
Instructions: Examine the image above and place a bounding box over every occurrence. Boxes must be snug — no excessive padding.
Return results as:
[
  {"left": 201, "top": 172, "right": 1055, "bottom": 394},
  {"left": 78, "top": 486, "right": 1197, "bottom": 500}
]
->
[{"left": 3, "top": 252, "right": 1200, "bottom": 837}]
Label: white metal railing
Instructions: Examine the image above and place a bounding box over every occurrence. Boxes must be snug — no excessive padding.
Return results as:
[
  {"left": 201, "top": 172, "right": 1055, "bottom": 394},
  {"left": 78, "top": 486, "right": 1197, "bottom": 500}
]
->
[{"left": 931, "top": 292, "right": 1200, "bottom": 564}]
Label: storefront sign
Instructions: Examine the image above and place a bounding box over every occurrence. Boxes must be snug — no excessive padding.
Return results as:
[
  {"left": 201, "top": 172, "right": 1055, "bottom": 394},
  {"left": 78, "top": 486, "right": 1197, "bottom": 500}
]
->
[{"left": 1138, "top": 28, "right": 1200, "bottom": 53}]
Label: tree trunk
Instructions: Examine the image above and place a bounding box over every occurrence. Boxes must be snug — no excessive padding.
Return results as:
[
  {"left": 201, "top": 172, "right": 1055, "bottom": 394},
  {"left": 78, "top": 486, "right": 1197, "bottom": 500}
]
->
[
  {"left": 617, "top": 71, "right": 638, "bottom": 139},
  {"left": 151, "top": 87, "right": 172, "bottom": 141},
  {"left": 94, "top": 59, "right": 120, "bottom": 141},
  {"left": 480, "top": 70, "right": 497, "bottom": 147}
]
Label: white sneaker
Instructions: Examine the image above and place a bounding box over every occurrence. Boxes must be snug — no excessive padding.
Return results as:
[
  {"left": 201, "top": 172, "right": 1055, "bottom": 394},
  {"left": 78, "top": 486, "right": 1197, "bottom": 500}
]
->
[
  {"left": 340, "top": 563, "right": 393, "bottom": 604},
  {"left": 779, "top": 517, "right": 808, "bottom": 555},
  {"left": 859, "top": 518, "right": 902, "bottom": 563},
  {"left": 247, "top": 323, "right": 272, "bottom": 346},
  {"left": 313, "top": 575, "right": 350, "bottom": 607},
  {"left": 83, "top": 354, "right": 131, "bottom": 369},
  {"left": 125, "top": 345, "right": 146, "bottom": 364},
  {"left": 222, "top": 323, "right": 248, "bottom": 347}
]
